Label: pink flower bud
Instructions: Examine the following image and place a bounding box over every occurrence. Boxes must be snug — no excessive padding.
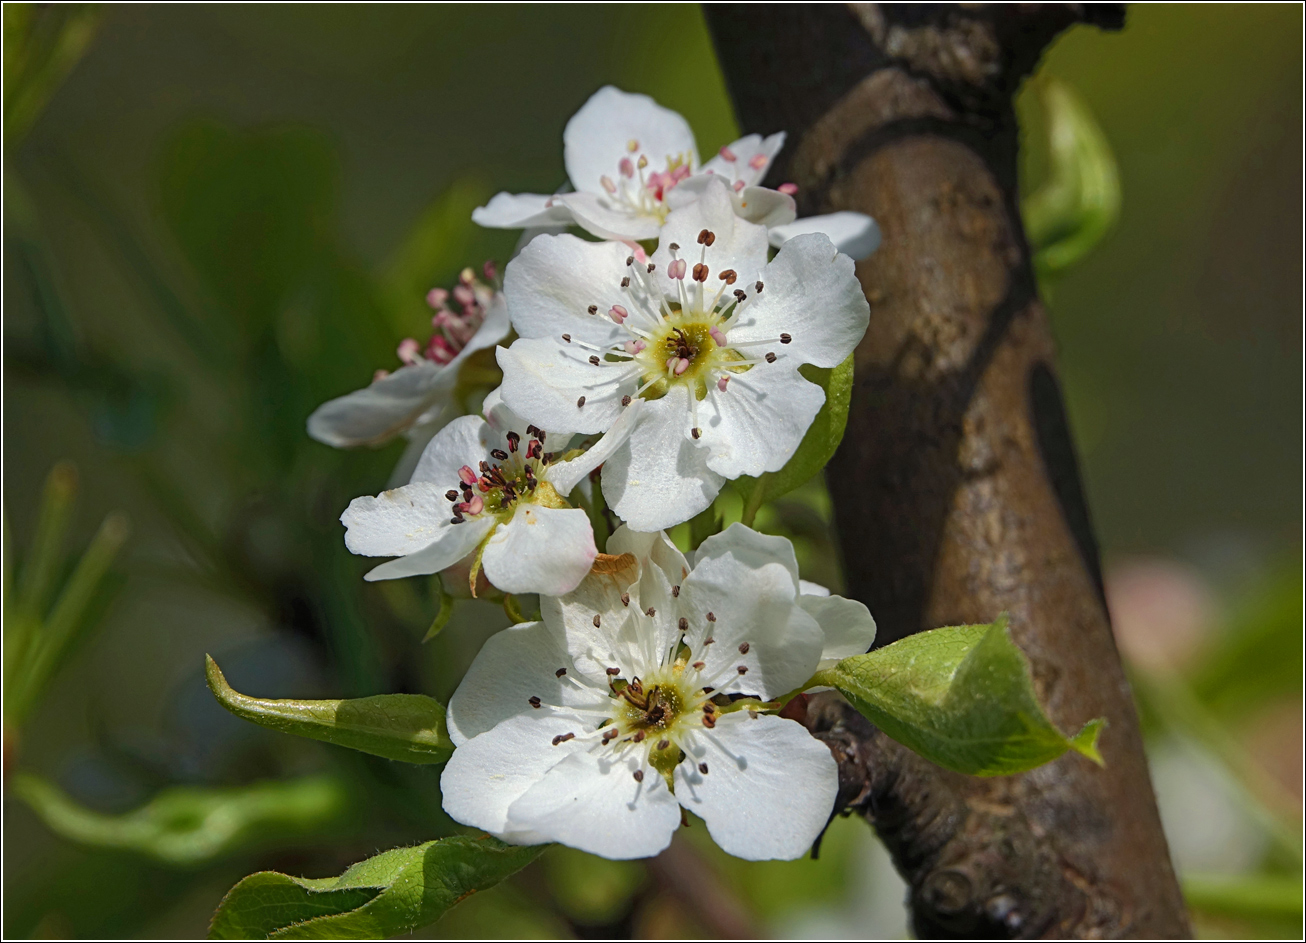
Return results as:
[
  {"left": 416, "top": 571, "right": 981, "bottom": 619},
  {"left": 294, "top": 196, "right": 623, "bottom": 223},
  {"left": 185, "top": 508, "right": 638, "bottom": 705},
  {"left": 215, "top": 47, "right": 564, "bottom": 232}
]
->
[
  {"left": 426, "top": 287, "right": 449, "bottom": 309},
  {"left": 397, "top": 338, "right": 421, "bottom": 365}
]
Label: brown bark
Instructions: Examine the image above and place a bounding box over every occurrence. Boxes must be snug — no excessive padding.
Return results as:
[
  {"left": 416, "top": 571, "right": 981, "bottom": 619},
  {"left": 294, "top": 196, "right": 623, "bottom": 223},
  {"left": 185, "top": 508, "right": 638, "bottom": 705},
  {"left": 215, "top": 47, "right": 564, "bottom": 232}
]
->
[{"left": 705, "top": 4, "right": 1190, "bottom": 938}]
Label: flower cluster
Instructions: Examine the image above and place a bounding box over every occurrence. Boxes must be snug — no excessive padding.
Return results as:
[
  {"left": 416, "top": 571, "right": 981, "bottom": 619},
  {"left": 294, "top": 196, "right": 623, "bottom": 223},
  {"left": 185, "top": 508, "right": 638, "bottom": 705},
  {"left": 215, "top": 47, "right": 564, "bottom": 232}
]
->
[{"left": 310, "top": 86, "right": 879, "bottom": 860}]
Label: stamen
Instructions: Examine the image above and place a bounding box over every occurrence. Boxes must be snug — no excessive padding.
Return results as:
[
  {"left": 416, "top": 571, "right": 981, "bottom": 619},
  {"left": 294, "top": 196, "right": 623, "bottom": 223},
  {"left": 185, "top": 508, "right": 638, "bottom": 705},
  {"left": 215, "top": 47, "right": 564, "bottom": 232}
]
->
[
  {"left": 556, "top": 668, "right": 567, "bottom": 677},
  {"left": 562, "top": 333, "right": 571, "bottom": 342},
  {"left": 621, "top": 394, "right": 632, "bottom": 406},
  {"left": 678, "top": 617, "right": 688, "bottom": 632},
  {"left": 692, "top": 262, "right": 709, "bottom": 282},
  {"left": 778, "top": 182, "right": 799, "bottom": 195},
  {"left": 672, "top": 585, "right": 680, "bottom": 597},
  {"left": 633, "top": 769, "right": 644, "bottom": 782},
  {"left": 491, "top": 448, "right": 509, "bottom": 461},
  {"left": 646, "top": 607, "right": 656, "bottom": 617},
  {"left": 577, "top": 396, "right": 586, "bottom": 407},
  {"left": 528, "top": 696, "right": 542, "bottom": 709},
  {"left": 621, "top": 592, "right": 630, "bottom": 607},
  {"left": 587, "top": 305, "right": 598, "bottom": 315},
  {"left": 737, "top": 666, "right": 748, "bottom": 674},
  {"left": 707, "top": 613, "right": 716, "bottom": 622},
  {"left": 780, "top": 333, "right": 792, "bottom": 344},
  {"left": 699, "top": 762, "right": 709, "bottom": 774},
  {"left": 506, "top": 431, "right": 520, "bottom": 452},
  {"left": 667, "top": 258, "right": 687, "bottom": 280},
  {"left": 719, "top": 145, "right": 737, "bottom": 161},
  {"left": 445, "top": 490, "right": 459, "bottom": 501},
  {"left": 458, "top": 466, "right": 478, "bottom": 486},
  {"left": 739, "top": 642, "right": 750, "bottom": 654},
  {"left": 692, "top": 661, "right": 706, "bottom": 670},
  {"left": 717, "top": 376, "right": 730, "bottom": 392},
  {"left": 766, "top": 352, "right": 777, "bottom": 363},
  {"left": 749, "top": 153, "right": 768, "bottom": 170},
  {"left": 657, "top": 739, "right": 670, "bottom": 750},
  {"left": 606, "top": 667, "right": 621, "bottom": 675}
]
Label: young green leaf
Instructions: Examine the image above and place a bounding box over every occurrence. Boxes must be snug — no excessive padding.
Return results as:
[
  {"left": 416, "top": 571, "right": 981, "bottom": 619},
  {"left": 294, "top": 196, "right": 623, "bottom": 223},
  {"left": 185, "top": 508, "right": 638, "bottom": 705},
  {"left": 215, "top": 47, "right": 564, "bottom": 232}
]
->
[
  {"left": 816, "top": 615, "right": 1104, "bottom": 776},
  {"left": 12, "top": 773, "right": 349, "bottom": 868},
  {"left": 735, "top": 354, "right": 854, "bottom": 524},
  {"left": 205, "top": 655, "right": 453, "bottom": 764},
  {"left": 208, "top": 835, "right": 546, "bottom": 940}
]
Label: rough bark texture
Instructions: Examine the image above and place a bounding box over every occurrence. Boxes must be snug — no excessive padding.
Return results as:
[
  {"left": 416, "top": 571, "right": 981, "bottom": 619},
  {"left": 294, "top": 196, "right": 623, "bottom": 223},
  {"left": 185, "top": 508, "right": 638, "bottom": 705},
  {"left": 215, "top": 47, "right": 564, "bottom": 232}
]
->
[{"left": 705, "top": 4, "right": 1190, "bottom": 938}]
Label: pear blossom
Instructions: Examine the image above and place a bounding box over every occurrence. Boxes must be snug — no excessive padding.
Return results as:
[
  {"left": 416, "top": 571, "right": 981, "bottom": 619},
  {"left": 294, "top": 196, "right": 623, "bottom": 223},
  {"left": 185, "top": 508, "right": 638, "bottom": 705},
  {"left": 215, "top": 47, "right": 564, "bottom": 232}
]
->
[
  {"left": 340, "top": 389, "right": 640, "bottom": 596},
  {"left": 307, "top": 266, "right": 509, "bottom": 466},
  {"left": 472, "top": 86, "right": 878, "bottom": 259},
  {"left": 441, "top": 524, "right": 876, "bottom": 860},
  {"left": 496, "top": 179, "right": 870, "bottom": 532}
]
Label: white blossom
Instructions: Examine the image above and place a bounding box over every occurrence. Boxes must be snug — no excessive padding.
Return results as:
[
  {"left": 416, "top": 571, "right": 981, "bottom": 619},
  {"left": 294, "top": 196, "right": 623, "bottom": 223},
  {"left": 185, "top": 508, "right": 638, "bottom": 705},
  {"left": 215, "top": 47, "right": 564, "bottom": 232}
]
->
[
  {"left": 340, "top": 389, "right": 640, "bottom": 596},
  {"left": 496, "top": 179, "right": 870, "bottom": 531},
  {"left": 441, "top": 524, "right": 876, "bottom": 860},
  {"left": 472, "top": 86, "right": 878, "bottom": 258},
  {"left": 307, "top": 268, "right": 510, "bottom": 483}
]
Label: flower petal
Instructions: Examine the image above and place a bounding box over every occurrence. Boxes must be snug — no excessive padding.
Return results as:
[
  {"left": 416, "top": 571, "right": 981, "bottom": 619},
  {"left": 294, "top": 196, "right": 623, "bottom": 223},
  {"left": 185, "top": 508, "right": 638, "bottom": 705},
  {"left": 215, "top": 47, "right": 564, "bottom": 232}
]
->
[
  {"left": 540, "top": 563, "right": 644, "bottom": 686},
  {"left": 651, "top": 178, "right": 770, "bottom": 296},
  {"left": 768, "top": 211, "right": 881, "bottom": 260},
  {"left": 446, "top": 619, "right": 608, "bottom": 744},
  {"left": 601, "top": 387, "right": 725, "bottom": 533},
  {"left": 607, "top": 525, "right": 690, "bottom": 587},
  {"left": 732, "top": 186, "right": 797, "bottom": 228},
  {"left": 698, "top": 132, "right": 786, "bottom": 187},
  {"left": 441, "top": 712, "right": 588, "bottom": 845},
  {"left": 361, "top": 516, "right": 494, "bottom": 582},
  {"left": 307, "top": 362, "right": 454, "bottom": 449},
  {"left": 674, "top": 712, "right": 837, "bottom": 860},
  {"left": 481, "top": 504, "right": 597, "bottom": 596},
  {"left": 696, "top": 356, "right": 826, "bottom": 479},
  {"left": 679, "top": 523, "right": 823, "bottom": 698},
  {"left": 798, "top": 579, "right": 830, "bottom": 596},
  {"left": 472, "top": 191, "right": 574, "bottom": 229},
  {"left": 506, "top": 748, "right": 681, "bottom": 859},
  {"left": 497, "top": 338, "right": 635, "bottom": 436},
  {"left": 563, "top": 86, "right": 698, "bottom": 200},
  {"left": 730, "top": 232, "right": 870, "bottom": 369},
  {"left": 503, "top": 234, "right": 636, "bottom": 347},
  {"left": 546, "top": 398, "right": 645, "bottom": 495},
  {"left": 341, "top": 480, "right": 457, "bottom": 557},
  {"left": 799, "top": 593, "right": 878, "bottom": 666},
  {"left": 553, "top": 191, "right": 661, "bottom": 242}
]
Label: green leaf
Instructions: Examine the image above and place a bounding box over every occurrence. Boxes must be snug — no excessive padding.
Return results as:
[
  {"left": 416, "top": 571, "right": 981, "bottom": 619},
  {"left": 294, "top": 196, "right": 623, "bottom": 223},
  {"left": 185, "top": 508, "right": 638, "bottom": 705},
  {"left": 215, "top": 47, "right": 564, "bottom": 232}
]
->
[
  {"left": 208, "top": 835, "right": 546, "bottom": 939},
  {"left": 12, "top": 773, "right": 350, "bottom": 868},
  {"left": 1022, "top": 78, "right": 1121, "bottom": 276},
  {"left": 735, "top": 354, "right": 854, "bottom": 524},
  {"left": 205, "top": 655, "right": 453, "bottom": 764},
  {"left": 817, "top": 615, "right": 1104, "bottom": 776}
]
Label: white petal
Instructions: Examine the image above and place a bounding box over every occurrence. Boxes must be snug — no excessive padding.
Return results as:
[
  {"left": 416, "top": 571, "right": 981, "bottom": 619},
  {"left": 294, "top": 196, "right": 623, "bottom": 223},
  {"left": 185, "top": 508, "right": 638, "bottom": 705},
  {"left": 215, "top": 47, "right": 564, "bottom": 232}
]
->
[
  {"left": 386, "top": 413, "right": 449, "bottom": 488},
  {"left": 472, "top": 191, "right": 574, "bottom": 230},
  {"left": 503, "top": 234, "right": 637, "bottom": 347},
  {"left": 674, "top": 713, "right": 837, "bottom": 860},
  {"left": 768, "top": 211, "right": 881, "bottom": 260},
  {"left": 732, "top": 186, "right": 797, "bottom": 228},
  {"left": 408, "top": 413, "right": 492, "bottom": 486},
  {"left": 341, "top": 481, "right": 454, "bottom": 557},
  {"left": 607, "top": 525, "right": 690, "bottom": 587},
  {"left": 497, "top": 339, "right": 633, "bottom": 437},
  {"left": 506, "top": 748, "right": 681, "bottom": 859},
  {"left": 460, "top": 291, "right": 513, "bottom": 359},
  {"left": 698, "top": 132, "right": 786, "bottom": 187},
  {"left": 540, "top": 565, "right": 645, "bottom": 686},
  {"left": 563, "top": 86, "right": 698, "bottom": 199},
  {"left": 446, "top": 619, "right": 608, "bottom": 744},
  {"left": 553, "top": 191, "right": 661, "bottom": 242},
  {"left": 440, "top": 712, "right": 588, "bottom": 844},
  {"left": 481, "top": 504, "right": 597, "bottom": 596},
  {"left": 731, "top": 232, "right": 870, "bottom": 369},
  {"left": 651, "top": 178, "right": 770, "bottom": 296},
  {"left": 546, "top": 399, "right": 645, "bottom": 495},
  {"left": 307, "top": 362, "right": 454, "bottom": 449},
  {"left": 800, "top": 593, "right": 878, "bottom": 666},
  {"left": 799, "top": 579, "right": 830, "bottom": 596},
  {"left": 601, "top": 387, "right": 725, "bottom": 533},
  {"left": 697, "top": 356, "right": 826, "bottom": 479},
  {"left": 679, "top": 523, "right": 823, "bottom": 698},
  {"left": 362, "top": 516, "right": 494, "bottom": 582}
]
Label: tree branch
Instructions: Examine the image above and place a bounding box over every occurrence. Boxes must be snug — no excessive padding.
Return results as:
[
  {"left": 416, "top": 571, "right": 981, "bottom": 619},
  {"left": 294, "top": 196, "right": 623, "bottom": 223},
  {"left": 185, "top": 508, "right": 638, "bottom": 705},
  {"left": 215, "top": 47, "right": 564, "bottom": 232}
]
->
[{"left": 705, "top": 4, "right": 1189, "bottom": 937}]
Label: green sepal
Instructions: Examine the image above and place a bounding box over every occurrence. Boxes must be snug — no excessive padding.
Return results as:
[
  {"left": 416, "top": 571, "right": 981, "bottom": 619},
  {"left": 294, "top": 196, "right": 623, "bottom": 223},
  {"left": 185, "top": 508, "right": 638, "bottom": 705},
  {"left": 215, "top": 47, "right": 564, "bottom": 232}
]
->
[
  {"left": 817, "top": 615, "right": 1105, "bottom": 776},
  {"left": 205, "top": 656, "right": 453, "bottom": 765},
  {"left": 423, "top": 574, "right": 455, "bottom": 642},
  {"left": 12, "top": 773, "right": 349, "bottom": 868},
  {"left": 734, "top": 354, "right": 854, "bottom": 524},
  {"left": 208, "top": 835, "right": 546, "bottom": 939}
]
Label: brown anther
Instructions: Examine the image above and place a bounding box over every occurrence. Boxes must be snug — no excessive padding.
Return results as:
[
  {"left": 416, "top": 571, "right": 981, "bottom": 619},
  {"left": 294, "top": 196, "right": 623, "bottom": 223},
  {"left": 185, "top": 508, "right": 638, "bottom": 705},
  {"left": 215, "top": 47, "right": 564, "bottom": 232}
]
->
[
  {"left": 606, "top": 666, "right": 620, "bottom": 675},
  {"left": 697, "top": 229, "right": 709, "bottom": 245},
  {"left": 692, "top": 262, "right": 709, "bottom": 282},
  {"left": 669, "top": 242, "right": 680, "bottom": 251},
  {"left": 738, "top": 642, "right": 750, "bottom": 654},
  {"left": 718, "top": 269, "right": 737, "bottom": 284},
  {"left": 646, "top": 607, "right": 656, "bottom": 617},
  {"left": 446, "top": 490, "right": 459, "bottom": 501},
  {"left": 780, "top": 333, "right": 792, "bottom": 344},
  {"left": 737, "top": 665, "right": 748, "bottom": 675},
  {"left": 704, "top": 636, "right": 715, "bottom": 645},
  {"left": 699, "top": 762, "right": 709, "bottom": 774},
  {"left": 692, "top": 661, "right": 706, "bottom": 670},
  {"left": 562, "top": 333, "right": 571, "bottom": 342},
  {"left": 633, "top": 769, "right": 645, "bottom": 782},
  {"left": 678, "top": 617, "right": 688, "bottom": 632},
  {"left": 647, "top": 263, "right": 656, "bottom": 273},
  {"left": 556, "top": 668, "right": 567, "bottom": 678},
  {"left": 704, "top": 230, "right": 716, "bottom": 246},
  {"left": 621, "top": 592, "right": 631, "bottom": 607},
  {"left": 702, "top": 686, "right": 715, "bottom": 694},
  {"left": 491, "top": 448, "right": 508, "bottom": 461},
  {"left": 765, "top": 352, "right": 777, "bottom": 363},
  {"left": 706, "top": 612, "right": 716, "bottom": 622},
  {"left": 672, "top": 585, "right": 680, "bottom": 597},
  {"left": 626, "top": 256, "right": 635, "bottom": 265},
  {"left": 577, "top": 396, "right": 586, "bottom": 407},
  {"left": 748, "top": 709, "right": 759, "bottom": 719},
  {"left": 733, "top": 289, "right": 747, "bottom": 303},
  {"left": 528, "top": 696, "right": 542, "bottom": 709},
  {"left": 587, "top": 304, "right": 598, "bottom": 314},
  {"left": 703, "top": 701, "right": 715, "bottom": 713},
  {"left": 755, "top": 281, "right": 764, "bottom": 292},
  {"left": 552, "top": 733, "right": 575, "bottom": 745},
  {"left": 589, "top": 355, "right": 600, "bottom": 365},
  {"left": 657, "top": 739, "right": 670, "bottom": 751},
  {"left": 450, "top": 516, "right": 464, "bottom": 525},
  {"left": 633, "top": 730, "right": 646, "bottom": 742},
  {"left": 622, "top": 395, "right": 632, "bottom": 407},
  {"left": 621, "top": 276, "right": 630, "bottom": 288},
  {"left": 702, "top": 713, "right": 716, "bottom": 728},
  {"left": 593, "top": 614, "right": 601, "bottom": 628},
  {"left": 692, "top": 427, "right": 701, "bottom": 439}
]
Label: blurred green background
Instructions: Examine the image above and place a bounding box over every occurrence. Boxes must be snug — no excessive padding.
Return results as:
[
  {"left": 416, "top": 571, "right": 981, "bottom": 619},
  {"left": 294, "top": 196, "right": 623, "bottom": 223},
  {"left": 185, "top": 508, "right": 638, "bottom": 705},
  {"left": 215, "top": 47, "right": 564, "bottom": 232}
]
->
[{"left": 3, "top": 4, "right": 1301, "bottom": 939}]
